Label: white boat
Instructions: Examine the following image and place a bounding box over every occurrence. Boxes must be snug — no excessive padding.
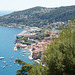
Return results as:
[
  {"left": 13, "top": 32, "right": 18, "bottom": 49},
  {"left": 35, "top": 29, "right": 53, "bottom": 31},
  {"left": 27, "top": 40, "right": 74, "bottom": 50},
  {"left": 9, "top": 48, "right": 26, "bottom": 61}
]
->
[
  {"left": 11, "top": 56, "right": 13, "bottom": 59},
  {"left": 1, "top": 65, "right": 2, "bottom": 68},
  {"left": 3, "top": 61, "right": 6, "bottom": 63},
  {"left": 23, "top": 53, "right": 27, "bottom": 55},
  {"left": 17, "top": 64, "right": 19, "bottom": 66},
  {"left": 3, "top": 66, "right": 5, "bottom": 68},
  {"left": 27, "top": 53, "right": 30, "bottom": 55},
  {"left": 0, "top": 57, "right": 4, "bottom": 60},
  {"left": 13, "top": 47, "right": 17, "bottom": 51},
  {"left": 22, "top": 55, "right": 25, "bottom": 57},
  {"left": 14, "top": 62, "right": 15, "bottom": 64},
  {"left": 10, "top": 65, "right": 12, "bottom": 67},
  {"left": 23, "top": 50, "right": 26, "bottom": 53}
]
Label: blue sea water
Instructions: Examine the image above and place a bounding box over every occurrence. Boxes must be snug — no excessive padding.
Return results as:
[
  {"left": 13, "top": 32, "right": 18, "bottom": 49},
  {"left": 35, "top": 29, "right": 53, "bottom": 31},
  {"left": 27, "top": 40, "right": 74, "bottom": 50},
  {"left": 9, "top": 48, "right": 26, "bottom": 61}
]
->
[{"left": 0, "top": 26, "right": 33, "bottom": 75}]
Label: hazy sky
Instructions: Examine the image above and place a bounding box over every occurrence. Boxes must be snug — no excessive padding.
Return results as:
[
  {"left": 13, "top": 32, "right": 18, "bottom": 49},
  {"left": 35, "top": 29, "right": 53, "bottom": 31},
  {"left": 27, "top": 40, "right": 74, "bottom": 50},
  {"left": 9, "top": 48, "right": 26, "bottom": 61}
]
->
[{"left": 0, "top": 0, "right": 75, "bottom": 11}]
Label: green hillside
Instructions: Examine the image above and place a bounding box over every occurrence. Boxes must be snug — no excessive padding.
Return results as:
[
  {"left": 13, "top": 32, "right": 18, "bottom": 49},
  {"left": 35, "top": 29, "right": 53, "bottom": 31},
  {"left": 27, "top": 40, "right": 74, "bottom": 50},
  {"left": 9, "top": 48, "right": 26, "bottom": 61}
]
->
[{"left": 0, "top": 6, "right": 75, "bottom": 27}]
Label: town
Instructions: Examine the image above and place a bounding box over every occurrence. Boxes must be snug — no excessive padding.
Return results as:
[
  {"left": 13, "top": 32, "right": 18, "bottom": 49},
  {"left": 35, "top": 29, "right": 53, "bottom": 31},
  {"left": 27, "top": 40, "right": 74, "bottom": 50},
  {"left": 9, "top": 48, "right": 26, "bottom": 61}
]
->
[{"left": 13, "top": 21, "right": 65, "bottom": 63}]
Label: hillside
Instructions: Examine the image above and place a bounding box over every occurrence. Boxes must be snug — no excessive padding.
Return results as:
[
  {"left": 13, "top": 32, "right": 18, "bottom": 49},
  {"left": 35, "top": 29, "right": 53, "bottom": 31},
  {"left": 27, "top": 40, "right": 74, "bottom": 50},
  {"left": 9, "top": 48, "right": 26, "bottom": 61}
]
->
[{"left": 0, "top": 6, "right": 75, "bottom": 27}]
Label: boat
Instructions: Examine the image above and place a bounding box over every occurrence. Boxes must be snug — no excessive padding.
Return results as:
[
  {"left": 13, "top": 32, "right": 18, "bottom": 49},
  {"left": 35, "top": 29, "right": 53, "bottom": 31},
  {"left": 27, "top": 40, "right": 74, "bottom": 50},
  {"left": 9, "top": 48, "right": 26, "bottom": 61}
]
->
[
  {"left": 10, "top": 65, "right": 12, "bottom": 67},
  {"left": 1, "top": 65, "right": 2, "bottom": 68},
  {"left": 28, "top": 56, "right": 33, "bottom": 60},
  {"left": 14, "top": 62, "right": 15, "bottom": 64},
  {"left": 3, "top": 66, "right": 5, "bottom": 68},
  {"left": 6, "top": 64, "right": 8, "bottom": 66},
  {"left": 11, "top": 56, "right": 13, "bottom": 59},
  {"left": 23, "top": 53, "right": 27, "bottom": 55},
  {"left": 23, "top": 50, "right": 26, "bottom": 53},
  {"left": 3, "top": 61, "right": 6, "bottom": 63},
  {"left": 22, "top": 55, "right": 25, "bottom": 57},
  {"left": 13, "top": 46, "right": 17, "bottom": 51},
  {"left": 27, "top": 53, "right": 30, "bottom": 55},
  {"left": 24, "top": 46, "right": 28, "bottom": 49},
  {"left": 0, "top": 57, "right": 4, "bottom": 60},
  {"left": 17, "top": 64, "right": 19, "bottom": 66}
]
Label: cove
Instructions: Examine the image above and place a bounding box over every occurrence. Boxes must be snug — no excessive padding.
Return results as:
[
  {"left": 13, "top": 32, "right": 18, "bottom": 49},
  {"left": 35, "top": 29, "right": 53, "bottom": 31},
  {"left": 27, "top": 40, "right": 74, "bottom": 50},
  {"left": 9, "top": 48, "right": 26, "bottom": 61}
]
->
[{"left": 0, "top": 26, "right": 33, "bottom": 75}]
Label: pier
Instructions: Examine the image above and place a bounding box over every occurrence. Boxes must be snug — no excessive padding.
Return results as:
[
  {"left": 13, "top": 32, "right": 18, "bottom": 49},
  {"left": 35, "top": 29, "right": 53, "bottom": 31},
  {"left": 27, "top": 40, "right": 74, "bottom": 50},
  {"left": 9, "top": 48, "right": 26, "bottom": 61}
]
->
[{"left": 17, "top": 30, "right": 27, "bottom": 36}]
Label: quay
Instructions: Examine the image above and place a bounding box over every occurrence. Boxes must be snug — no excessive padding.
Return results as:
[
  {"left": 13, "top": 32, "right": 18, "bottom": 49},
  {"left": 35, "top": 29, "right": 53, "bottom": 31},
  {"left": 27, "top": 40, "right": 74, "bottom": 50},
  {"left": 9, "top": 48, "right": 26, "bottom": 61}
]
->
[{"left": 17, "top": 30, "right": 27, "bottom": 36}]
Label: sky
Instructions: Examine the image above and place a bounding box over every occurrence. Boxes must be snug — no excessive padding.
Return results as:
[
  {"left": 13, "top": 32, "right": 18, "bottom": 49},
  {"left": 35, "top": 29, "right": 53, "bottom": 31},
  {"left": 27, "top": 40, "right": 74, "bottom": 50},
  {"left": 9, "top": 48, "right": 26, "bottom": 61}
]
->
[{"left": 0, "top": 0, "right": 75, "bottom": 11}]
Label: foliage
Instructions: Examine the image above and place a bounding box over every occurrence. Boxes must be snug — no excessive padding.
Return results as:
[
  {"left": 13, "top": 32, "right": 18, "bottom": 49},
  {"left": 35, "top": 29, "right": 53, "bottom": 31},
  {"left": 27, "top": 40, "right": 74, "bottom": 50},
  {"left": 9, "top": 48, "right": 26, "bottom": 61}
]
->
[
  {"left": 22, "top": 41, "right": 31, "bottom": 45},
  {"left": 16, "top": 36, "right": 23, "bottom": 39},
  {"left": 15, "top": 59, "right": 34, "bottom": 75},
  {"left": 28, "top": 64, "right": 47, "bottom": 75},
  {"left": 42, "top": 21, "right": 75, "bottom": 75},
  {"left": 23, "top": 38, "right": 28, "bottom": 42},
  {"left": 16, "top": 21, "right": 75, "bottom": 75},
  {"left": 34, "top": 33, "right": 50, "bottom": 41}
]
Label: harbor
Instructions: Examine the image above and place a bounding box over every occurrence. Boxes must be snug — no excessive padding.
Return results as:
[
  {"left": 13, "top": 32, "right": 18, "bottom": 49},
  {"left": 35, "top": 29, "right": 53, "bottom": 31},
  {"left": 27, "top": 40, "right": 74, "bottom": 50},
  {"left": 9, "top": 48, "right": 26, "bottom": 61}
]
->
[
  {"left": 13, "top": 24, "right": 61, "bottom": 65},
  {"left": 0, "top": 26, "right": 33, "bottom": 75},
  {"left": 0, "top": 23, "right": 61, "bottom": 75}
]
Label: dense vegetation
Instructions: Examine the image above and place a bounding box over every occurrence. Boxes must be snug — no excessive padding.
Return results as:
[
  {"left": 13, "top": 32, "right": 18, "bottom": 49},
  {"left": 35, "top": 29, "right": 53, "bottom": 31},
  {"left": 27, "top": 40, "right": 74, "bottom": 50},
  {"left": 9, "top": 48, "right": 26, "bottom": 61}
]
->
[
  {"left": 0, "top": 6, "right": 75, "bottom": 27},
  {"left": 15, "top": 20, "right": 75, "bottom": 75},
  {"left": 34, "top": 33, "right": 50, "bottom": 41}
]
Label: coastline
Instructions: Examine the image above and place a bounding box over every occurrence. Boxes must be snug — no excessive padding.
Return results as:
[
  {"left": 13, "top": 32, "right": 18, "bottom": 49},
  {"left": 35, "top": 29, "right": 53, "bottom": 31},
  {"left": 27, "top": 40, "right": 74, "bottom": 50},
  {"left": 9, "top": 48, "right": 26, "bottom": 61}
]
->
[
  {"left": 13, "top": 26, "right": 60, "bottom": 64},
  {"left": 0, "top": 22, "right": 61, "bottom": 64},
  {"left": 0, "top": 27, "right": 33, "bottom": 75},
  {"left": 0, "top": 23, "right": 61, "bottom": 65},
  {"left": 28, "top": 49, "right": 33, "bottom": 60}
]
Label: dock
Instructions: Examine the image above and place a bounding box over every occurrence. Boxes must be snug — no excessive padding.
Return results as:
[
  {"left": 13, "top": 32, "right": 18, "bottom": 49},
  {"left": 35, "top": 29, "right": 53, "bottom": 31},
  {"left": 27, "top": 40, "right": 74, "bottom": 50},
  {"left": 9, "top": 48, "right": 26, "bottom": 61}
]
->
[{"left": 17, "top": 30, "right": 27, "bottom": 36}]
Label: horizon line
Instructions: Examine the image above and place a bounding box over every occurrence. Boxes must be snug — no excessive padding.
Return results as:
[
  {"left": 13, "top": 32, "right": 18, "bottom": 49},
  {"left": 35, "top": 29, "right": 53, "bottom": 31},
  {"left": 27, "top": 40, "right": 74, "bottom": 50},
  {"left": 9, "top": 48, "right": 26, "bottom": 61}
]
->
[{"left": 0, "top": 4, "right": 75, "bottom": 11}]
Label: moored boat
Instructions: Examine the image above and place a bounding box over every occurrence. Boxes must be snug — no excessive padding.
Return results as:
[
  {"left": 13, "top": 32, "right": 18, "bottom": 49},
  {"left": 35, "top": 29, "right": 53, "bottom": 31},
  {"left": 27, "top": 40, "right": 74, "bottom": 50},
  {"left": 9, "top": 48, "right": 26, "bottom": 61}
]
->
[
  {"left": 23, "top": 50, "right": 26, "bottom": 53},
  {"left": 0, "top": 57, "right": 4, "bottom": 60}
]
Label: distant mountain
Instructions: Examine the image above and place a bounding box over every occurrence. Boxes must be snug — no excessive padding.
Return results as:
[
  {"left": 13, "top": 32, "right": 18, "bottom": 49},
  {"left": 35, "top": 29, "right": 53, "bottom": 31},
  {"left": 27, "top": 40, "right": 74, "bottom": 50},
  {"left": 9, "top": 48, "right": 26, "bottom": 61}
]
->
[
  {"left": 0, "top": 6, "right": 75, "bottom": 27},
  {"left": 0, "top": 11, "right": 13, "bottom": 16}
]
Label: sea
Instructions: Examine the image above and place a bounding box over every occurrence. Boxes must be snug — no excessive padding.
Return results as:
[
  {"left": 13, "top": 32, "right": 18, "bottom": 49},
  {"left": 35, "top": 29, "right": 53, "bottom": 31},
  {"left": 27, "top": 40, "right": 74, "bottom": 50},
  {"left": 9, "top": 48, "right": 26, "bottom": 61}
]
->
[{"left": 0, "top": 26, "right": 33, "bottom": 75}]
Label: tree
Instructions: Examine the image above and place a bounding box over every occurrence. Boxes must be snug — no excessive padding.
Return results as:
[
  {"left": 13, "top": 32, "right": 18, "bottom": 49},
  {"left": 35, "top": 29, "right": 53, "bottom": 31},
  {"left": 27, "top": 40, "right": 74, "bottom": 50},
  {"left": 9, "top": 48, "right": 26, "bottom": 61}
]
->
[
  {"left": 16, "top": 20, "right": 75, "bottom": 75},
  {"left": 15, "top": 59, "right": 34, "bottom": 75},
  {"left": 42, "top": 21, "right": 75, "bottom": 75}
]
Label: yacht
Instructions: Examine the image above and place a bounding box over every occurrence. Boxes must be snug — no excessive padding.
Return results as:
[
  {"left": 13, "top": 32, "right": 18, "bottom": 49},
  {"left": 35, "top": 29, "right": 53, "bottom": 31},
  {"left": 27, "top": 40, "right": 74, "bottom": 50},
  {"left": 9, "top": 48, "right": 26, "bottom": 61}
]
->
[
  {"left": 11, "top": 56, "right": 13, "bottom": 59},
  {"left": 23, "top": 50, "right": 26, "bottom": 53},
  {"left": 0, "top": 57, "right": 4, "bottom": 60},
  {"left": 23, "top": 53, "right": 27, "bottom": 55},
  {"left": 3, "top": 66, "right": 5, "bottom": 68},
  {"left": 14, "top": 62, "right": 15, "bottom": 64},
  {"left": 10, "top": 65, "right": 12, "bottom": 67},
  {"left": 3, "top": 61, "right": 6, "bottom": 63}
]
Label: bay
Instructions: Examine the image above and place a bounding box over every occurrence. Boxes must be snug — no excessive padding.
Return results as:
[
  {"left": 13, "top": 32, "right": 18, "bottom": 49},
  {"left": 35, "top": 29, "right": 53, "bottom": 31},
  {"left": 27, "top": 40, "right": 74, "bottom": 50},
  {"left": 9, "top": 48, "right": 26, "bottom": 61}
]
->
[{"left": 0, "top": 26, "right": 33, "bottom": 75}]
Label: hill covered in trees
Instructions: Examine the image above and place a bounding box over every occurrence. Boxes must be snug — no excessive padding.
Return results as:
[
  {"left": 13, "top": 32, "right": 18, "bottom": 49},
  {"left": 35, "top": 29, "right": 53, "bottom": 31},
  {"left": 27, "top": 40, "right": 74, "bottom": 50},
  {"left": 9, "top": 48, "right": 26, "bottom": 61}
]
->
[
  {"left": 0, "top": 5, "right": 75, "bottom": 27},
  {"left": 15, "top": 20, "right": 75, "bottom": 75}
]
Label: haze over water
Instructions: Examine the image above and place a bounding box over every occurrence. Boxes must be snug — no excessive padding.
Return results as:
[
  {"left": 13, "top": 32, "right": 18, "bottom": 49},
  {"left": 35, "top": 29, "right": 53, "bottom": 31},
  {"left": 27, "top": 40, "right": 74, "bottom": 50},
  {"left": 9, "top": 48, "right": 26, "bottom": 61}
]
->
[{"left": 0, "top": 26, "right": 32, "bottom": 75}]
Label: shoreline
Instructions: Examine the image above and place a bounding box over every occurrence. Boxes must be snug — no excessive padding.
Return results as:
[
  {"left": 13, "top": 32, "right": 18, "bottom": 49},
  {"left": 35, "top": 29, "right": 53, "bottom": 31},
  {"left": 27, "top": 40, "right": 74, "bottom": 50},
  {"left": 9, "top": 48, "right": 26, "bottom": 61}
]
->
[
  {"left": 11, "top": 24, "right": 61, "bottom": 64},
  {"left": 28, "top": 49, "right": 33, "bottom": 60}
]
